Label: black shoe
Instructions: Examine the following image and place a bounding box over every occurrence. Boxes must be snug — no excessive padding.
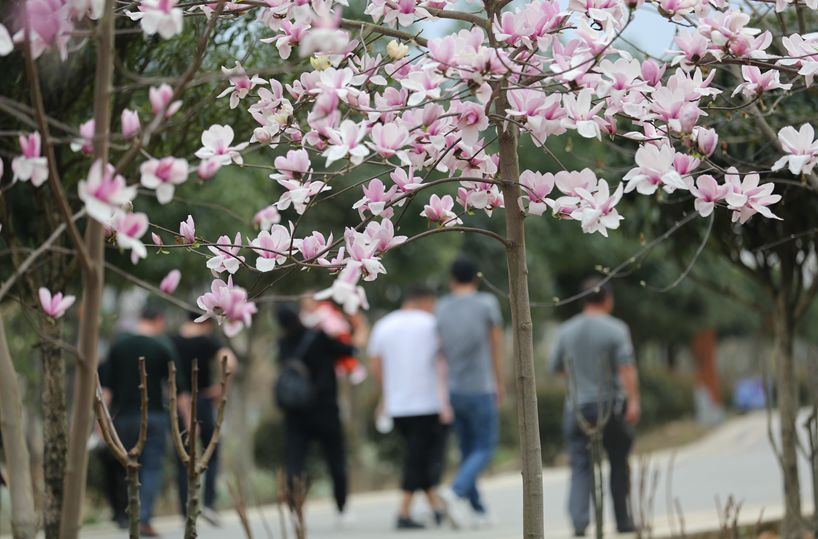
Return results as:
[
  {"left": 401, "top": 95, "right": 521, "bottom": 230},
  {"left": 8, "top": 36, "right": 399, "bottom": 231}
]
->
[
  {"left": 396, "top": 516, "right": 426, "bottom": 530},
  {"left": 114, "top": 515, "right": 129, "bottom": 530},
  {"left": 574, "top": 530, "right": 587, "bottom": 537},
  {"left": 433, "top": 510, "right": 445, "bottom": 527},
  {"left": 617, "top": 524, "right": 637, "bottom": 534}
]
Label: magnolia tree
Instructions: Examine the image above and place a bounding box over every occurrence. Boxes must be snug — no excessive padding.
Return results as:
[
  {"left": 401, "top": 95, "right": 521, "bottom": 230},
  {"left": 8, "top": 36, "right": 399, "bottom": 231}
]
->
[{"left": 0, "top": 0, "right": 816, "bottom": 536}]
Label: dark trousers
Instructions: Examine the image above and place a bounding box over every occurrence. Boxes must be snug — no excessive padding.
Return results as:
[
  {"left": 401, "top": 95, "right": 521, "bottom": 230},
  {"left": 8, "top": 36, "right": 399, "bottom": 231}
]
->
[
  {"left": 113, "top": 412, "right": 169, "bottom": 524},
  {"left": 99, "top": 445, "right": 128, "bottom": 522},
  {"left": 177, "top": 397, "right": 219, "bottom": 512},
  {"left": 285, "top": 410, "right": 347, "bottom": 512},
  {"left": 393, "top": 414, "right": 448, "bottom": 492},
  {"left": 564, "top": 403, "right": 634, "bottom": 533}
]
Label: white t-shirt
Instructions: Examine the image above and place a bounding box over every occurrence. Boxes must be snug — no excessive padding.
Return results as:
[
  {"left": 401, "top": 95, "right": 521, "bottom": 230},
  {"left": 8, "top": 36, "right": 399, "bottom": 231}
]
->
[{"left": 368, "top": 309, "right": 441, "bottom": 418}]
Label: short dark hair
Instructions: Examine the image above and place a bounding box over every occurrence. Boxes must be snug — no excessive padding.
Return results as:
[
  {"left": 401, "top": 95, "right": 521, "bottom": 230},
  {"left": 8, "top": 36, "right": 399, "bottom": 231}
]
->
[
  {"left": 140, "top": 302, "right": 165, "bottom": 321},
  {"left": 275, "top": 303, "right": 304, "bottom": 335},
  {"left": 403, "top": 284, "right": 436, "bottom": 304},
  {"left": 581, "top": 277, "right": 612, "bottom": 306},
  {"left": 450, "top": 256, "right": 479, "bottom": 284}
]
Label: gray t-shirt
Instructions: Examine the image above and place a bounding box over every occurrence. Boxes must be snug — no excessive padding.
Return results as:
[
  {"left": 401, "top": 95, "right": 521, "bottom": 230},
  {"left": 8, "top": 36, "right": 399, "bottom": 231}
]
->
[
  {"left": 548, "top": 313, "right": 634, "bottom": 408},
  {"left": 436, "top": 291, "right": 502, "bottom": 395}
]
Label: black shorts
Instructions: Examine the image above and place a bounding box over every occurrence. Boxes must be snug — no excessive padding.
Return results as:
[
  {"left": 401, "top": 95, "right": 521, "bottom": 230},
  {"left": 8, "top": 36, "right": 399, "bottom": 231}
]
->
[{"left": 393, "top": 414, "right": 449, "bottom": 492}]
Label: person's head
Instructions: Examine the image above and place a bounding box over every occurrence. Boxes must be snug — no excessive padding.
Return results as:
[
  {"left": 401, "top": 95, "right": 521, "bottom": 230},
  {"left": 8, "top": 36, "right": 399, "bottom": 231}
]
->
[
  {"left": 449, "top": 255, "right": 480, "bottom": 292},
  {"left": 581, "top": 277, "right": 613, "bottom": 313},
  {"left": 276, "top": 303, "right": 305, "bottom": 335},
  {"left": 138, "top": 302, "right": 166, "bottom": 335},
  {"left": 402, "top": 284, "right": 436, "bottom": 312}
]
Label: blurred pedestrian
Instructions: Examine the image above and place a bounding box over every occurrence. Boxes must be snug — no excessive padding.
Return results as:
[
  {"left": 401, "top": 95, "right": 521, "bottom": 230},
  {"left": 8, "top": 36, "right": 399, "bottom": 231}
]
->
[
  {"left": 274, "top": 303, "right": 364, "bottom": 527},
  {"left": 548, "top": 277, "right": 640, "bottom": 537},
  {"left": 171, "top": 312, "right": 238, "bottom": 527},
  {"left": 300, "top": 295, "right": 368, "bottom": 384},
  {"left": 436, "top": 256, "right": 504, "bottom": 529},
  {"left": 369, "top": 285, "right": 452, "bottom": 530},
  {"left": 100, "top": 303, "right": 191, "bottom": 537}
]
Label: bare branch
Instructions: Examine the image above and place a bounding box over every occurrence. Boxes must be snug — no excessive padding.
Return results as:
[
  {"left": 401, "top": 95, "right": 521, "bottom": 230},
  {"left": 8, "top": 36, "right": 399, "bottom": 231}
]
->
[
  {"left": 168, "top": 362, "right": 190, "bottom": 464},
  {"left": 129, "top": 357, "right": 149, "bottom": 458}
]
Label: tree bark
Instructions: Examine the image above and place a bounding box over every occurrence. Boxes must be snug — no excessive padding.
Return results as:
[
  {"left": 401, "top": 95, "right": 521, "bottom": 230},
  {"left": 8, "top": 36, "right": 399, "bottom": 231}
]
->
[
  {"left": 59, "top": 1, "right": 114, "bottom": 537},
  {"left": 126, "top": 464, "right": 141, "bottom": 539},
  {"left": 41, "top": 321, "right": 67, "bottom": 539},
  {"left": 774, "top": 293, "right": 803, "bottom": 539},
  {"left": 0, "top": 314, "right": 38, "bottom": 539},
  {"left": 496, "top": 93, "right": 545, "bottom": 538}
]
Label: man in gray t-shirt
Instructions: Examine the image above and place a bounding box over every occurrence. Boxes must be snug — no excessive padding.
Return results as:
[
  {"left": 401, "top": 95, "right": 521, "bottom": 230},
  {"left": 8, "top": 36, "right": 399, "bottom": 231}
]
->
[
  {"left": 549, "top": 278, "right": 640, "bottom": 536},
  {"left": 437, "top": 256, "right": 503, "bottom": 529}
]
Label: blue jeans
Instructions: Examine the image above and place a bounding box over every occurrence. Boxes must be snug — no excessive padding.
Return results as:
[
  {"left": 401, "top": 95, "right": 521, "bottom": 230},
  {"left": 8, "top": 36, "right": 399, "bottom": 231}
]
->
[
  {"left": 114, "top": 412, "right": 169, "bottom": 523},
  {"left": 450, "top": 393, "right": 498, "bottom": 513}
]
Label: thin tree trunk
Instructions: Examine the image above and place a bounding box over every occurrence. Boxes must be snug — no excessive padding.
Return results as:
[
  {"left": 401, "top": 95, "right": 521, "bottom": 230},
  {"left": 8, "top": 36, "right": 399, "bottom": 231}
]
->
[
  {"left": 496, "top": 92, "right": 545, "bottom": 538},
  {"left": 774, "top": 294, "right": 803, "bottom": 539},
  {"left": 59, "top": 1, "right": 114, "bottom": 536},
  {"left": 0, "top": 314, "right": 38, "bottom": 539},
  {"left": 126, "top": 464, "right": 141, "bottom": 539},
  {"left": 41, "top": 321, "right": 67, "bottom": 539}
]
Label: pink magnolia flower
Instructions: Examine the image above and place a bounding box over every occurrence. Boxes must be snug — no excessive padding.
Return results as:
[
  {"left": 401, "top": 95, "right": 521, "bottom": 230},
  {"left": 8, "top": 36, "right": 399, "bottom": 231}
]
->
[
  {"left": 690, "top": 175, "right": 727, "bottom": 217},
  {"left": 451, "top": 101, "right": 489, "bottom": 146},
  {"left": 352, "top": 178, "right": 397, "bottom": 219},
  {"left": 121, "top": 109, "right": 141, "bottom": 138},
  {"left": 179, "top": 215, "right": 196, "bottom": 243},
  {"left": 207, "top": 232, "right": 245, "bottom": 274},
  {"left": 561, "top": 89, "right": 604, "bottom": 139},
  {"left": 14, "top": 0, "right": 73, "bottom": 60},
  {"left": 623, "top": 144, "right": 688, "bottom": 195},
  {"left": 39, "top": 288, "right": 75, "bottom": 320},
  {"left": 126, "top": 0, "right": 184, "bottom": 39},
  {"left": 11, "top": 133, "right": 49, "bottom": 187},
  {"left": 196, "top": 277, "right": 257, "bottom": 337},
  {"left": 572, "top": 179, "right": 624, "bottom": 237},
  {"left": 70, "top": 119, "right": 95, "bottom": 155},
  {"left": 314, "top": 263, "right": 369, "bottom": 314},
  {"left": 362, "top": 219, "right": 406, "bottom": 253},
  {"left": 772, "top": 124, "right": 818, "bottom": 175},
  {"left": 197, "top": 158, "right": 222, "bottom": 180},
  {"left": 295, "top": 231, "right": 332, "bottom": 262},
  {"left": 148, "top": 83, "right": 182, "bottom": 118},
  {"left": 151, "top": 232, "right": 162, "bottom": 246},
  {"left": 695, "top": 127, "right": 719, "bottom": 157},
  {"left": 344, "top": 229, "right": 386, "bottom": 281},
  {"left": 275, "top": 179, "right": 330, "bottom": 215},
  {"left": 732, "top": 66, "right": 792, "bottom": 98},
  {"left": 270, "top": 149, "right": 311, "bottom": 182},
  {"left": 421, "top": 194, "right": 461, "bottom": 227},
  {"left": 324, "top": 120, "right": 370, "bottom": 166},
  {"left": 519, "top": 170, "right": 555, "bottom": 216},
  {"left": 195, "top": 124, "right": 248, "bottom": 166},
  {"left": 139, "top": 156, "right": 189, "bottom": 204},
  {"left": 724, "top": 168, "right": 782, "bottom": 223},
  {"left": 160, "top": 269, "right": 182, "bottom": 294},
  {"left": 400, "top": 69, "right": 444, "bottom": 107},
  {"left": 369, "top": 123, "right": 411, "bottom": 159},
  {"left": 640, "top": 59, "right": 666, "bottom": 87},
  {"left": 218, "top": 61, "right": 266, "bottom": 109},
  {"left": 390, "top": 165, "right": 423, "bottom": 195},
  {"left": 254, "top": 205, "right": 281, "bottom": 230},
  {"left": 673, "top": 152, "right": 700, "bottom": 180},
  {"left": 78, "top": 160, "right": 137, "bottom": 223},
  {"left": 251, "top": 225, "right": 291, "bottom": 272},
  {"left": 112, "top": 211, "right": 149, "bottom": 264}
]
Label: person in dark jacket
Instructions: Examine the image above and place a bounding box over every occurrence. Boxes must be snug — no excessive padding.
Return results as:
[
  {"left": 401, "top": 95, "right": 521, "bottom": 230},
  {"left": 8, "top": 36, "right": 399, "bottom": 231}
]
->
[{"left": 275, "top": 303, "right": 363, "bottom": 527}]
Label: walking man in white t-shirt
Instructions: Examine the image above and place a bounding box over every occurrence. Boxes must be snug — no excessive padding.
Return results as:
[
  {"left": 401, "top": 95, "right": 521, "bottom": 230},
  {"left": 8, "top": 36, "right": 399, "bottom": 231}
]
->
[{"left": 369, "top": 285, "right": 453, "bottom": 530}]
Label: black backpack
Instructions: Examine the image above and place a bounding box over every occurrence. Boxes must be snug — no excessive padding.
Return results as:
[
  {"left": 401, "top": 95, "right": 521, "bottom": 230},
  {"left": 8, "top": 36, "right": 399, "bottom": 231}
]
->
[{"left": 275, "top": 331, "right": 318, "bottom": 411}]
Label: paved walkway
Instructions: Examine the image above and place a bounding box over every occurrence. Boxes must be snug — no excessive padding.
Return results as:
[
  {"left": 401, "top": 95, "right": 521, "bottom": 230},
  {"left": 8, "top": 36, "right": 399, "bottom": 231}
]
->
[{"left": 8, "top": 411, "right": 816, "bottom": 538}]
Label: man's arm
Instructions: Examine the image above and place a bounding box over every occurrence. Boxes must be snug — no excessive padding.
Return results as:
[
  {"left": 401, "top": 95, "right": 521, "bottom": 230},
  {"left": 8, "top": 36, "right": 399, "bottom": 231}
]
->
[
  {"left": 490, "top": 326, "right": 505, "bottom": 406},
  {"left": 618, "top": 364, "right": 640, "bottom": 425},
  {"left": 436, "top": 354, "right": 453, "bottom": 424}
]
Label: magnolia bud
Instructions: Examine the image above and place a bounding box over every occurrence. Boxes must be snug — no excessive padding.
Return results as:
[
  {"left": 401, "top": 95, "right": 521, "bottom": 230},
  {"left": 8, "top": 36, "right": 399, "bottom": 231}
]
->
[
  {"left": 640, "top": 59, "right": 665, "bottom": 87},
  {"left": 696, "top": 127, "right": 718, "bottom": 157},
  {"left": 386, "top": 40, "right": 409, "bottom": 60},
  {"left": 121, "top": 109, "right": 141, "bottom": 138},
  {"left": 197, "top": 158, "right": 221, "bottom": 180}
]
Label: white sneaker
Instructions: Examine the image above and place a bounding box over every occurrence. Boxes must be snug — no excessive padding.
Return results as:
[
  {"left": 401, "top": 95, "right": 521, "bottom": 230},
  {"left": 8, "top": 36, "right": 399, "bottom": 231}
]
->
[
  {"left": 471, "top": 510, "right": 495, "bottom": 529},
  {"left": 439, "top": 488, "right": 470, "bottom": 530},
  {"left": 200, "top": 506, "right": 222, "bottom": 528},
  {"left": 336, "top": 510, "right": 357, "bottom": 529}
]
